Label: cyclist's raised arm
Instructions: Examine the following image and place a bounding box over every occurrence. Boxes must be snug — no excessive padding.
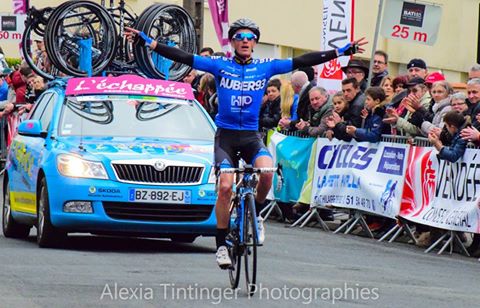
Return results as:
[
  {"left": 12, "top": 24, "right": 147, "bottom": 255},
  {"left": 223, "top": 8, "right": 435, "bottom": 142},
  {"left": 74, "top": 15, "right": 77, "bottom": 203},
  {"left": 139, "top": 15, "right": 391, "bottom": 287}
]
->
[
  {"left": 125, "top": 27, "right": 194, "bottom": 66},
  {"left": 292, "top": 37, "right": 367, "bottom": 70}
]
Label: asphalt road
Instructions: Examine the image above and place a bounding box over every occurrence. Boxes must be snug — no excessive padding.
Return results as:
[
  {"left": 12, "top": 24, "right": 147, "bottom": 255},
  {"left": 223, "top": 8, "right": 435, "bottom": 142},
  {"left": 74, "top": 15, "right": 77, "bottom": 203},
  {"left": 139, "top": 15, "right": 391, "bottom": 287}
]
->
[{"left": 1, "top": 211, "right": 480, "bottom": 308}]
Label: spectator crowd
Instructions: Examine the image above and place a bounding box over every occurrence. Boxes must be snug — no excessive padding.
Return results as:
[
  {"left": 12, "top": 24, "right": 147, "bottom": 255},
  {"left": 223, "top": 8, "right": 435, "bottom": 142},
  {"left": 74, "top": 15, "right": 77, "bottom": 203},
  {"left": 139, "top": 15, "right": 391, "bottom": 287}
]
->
[{"left": 2, "top": 41, "right": 480, "bottom": 258}]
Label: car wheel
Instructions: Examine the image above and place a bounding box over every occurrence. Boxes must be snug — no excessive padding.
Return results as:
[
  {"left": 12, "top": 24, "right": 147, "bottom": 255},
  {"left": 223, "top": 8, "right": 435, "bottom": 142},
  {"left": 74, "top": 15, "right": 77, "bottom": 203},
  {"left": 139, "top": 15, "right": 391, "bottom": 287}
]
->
[
  {"left": 170, "top": 235, "right": 197, "bottom": 243},
  {"left": 2, "top": 179, "right": 31, "bottom": 238},
  {"left": 37, "top": 178, "right": 67, "bottom": 248}
]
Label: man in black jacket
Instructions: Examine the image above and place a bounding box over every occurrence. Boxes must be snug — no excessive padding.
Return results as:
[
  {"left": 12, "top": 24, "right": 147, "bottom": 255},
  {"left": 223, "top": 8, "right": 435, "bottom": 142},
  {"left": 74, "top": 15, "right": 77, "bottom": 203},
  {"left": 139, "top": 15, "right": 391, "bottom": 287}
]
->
[{"left": 341, "top": 77, "right": 365, "bottom": 128}]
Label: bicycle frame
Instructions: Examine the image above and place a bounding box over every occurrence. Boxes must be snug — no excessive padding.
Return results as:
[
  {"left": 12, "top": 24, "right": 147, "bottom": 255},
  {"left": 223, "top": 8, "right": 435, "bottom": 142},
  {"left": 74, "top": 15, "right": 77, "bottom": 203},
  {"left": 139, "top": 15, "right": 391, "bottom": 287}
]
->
[{"left": 230, "top": 171, "right": 259, "bottom": 246}]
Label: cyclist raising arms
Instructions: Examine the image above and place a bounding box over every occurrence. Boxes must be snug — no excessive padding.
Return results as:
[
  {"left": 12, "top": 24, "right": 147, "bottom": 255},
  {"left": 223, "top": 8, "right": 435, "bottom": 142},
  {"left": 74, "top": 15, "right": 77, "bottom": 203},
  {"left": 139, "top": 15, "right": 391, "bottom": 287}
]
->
[{"left": 126, "top": 19, "right": 366, "bottom": 269}]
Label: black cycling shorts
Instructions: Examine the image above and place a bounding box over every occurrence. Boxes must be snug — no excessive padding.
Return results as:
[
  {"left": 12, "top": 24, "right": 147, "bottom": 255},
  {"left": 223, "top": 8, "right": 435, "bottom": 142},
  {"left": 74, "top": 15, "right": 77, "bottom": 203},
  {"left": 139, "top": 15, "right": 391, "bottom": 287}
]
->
[{"left": 214, "top": 128, "right": 272, "bottom": 169}]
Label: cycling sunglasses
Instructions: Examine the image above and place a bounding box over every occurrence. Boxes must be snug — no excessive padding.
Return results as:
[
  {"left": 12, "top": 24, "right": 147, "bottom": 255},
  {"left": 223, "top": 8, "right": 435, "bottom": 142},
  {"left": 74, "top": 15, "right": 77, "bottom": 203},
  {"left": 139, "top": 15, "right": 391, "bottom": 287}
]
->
[{"left": 232, "top": 32, "right": 257, "bottom": 41}]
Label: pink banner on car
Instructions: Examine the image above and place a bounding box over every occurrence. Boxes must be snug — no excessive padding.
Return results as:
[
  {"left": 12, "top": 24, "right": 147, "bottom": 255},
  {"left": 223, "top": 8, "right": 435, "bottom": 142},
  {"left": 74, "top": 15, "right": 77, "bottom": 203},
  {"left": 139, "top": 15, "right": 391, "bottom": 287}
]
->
[
  {"left": 208, "top": 0, "right": 230, "bottom": 54},
  {"left": 65, "top": 75, "right": 195, "bottom": 100},
  {"left": 13, "top": 0, "right": 28, "bottom": 14}
]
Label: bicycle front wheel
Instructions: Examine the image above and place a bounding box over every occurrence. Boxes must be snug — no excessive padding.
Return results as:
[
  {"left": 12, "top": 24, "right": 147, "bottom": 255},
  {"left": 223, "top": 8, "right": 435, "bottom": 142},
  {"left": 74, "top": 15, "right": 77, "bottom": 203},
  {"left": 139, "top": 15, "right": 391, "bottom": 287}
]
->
[
  {"left": 228, "top": 203, "right": 242, "bottom": 289},
  {"left": 243, "top": 193, "right": 258, "bottom": 296}
]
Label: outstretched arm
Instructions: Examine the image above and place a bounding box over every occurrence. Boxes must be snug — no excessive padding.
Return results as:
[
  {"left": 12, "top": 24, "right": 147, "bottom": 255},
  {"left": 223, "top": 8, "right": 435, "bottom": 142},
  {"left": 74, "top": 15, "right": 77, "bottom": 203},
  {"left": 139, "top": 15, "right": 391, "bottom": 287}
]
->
[
  {"left": 292, "top": 37, "right": 367, "bottom": 70},
  {"left": 125, "top": 27, "right": 194, "bottom": 66}
]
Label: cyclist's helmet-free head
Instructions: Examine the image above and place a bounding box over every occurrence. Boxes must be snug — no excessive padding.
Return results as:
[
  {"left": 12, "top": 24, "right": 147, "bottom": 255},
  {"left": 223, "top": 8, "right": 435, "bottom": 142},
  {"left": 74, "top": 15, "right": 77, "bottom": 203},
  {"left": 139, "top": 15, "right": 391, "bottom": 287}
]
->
[{"left": 228, "top": 18, "right": 260, "bottom": 42}]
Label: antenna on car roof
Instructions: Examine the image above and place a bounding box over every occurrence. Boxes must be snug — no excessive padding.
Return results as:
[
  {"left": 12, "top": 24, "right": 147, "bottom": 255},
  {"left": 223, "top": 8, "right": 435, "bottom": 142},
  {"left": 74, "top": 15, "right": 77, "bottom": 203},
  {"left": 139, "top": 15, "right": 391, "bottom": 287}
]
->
[{"left": 79, "top": 104, "right": 85, "bottom": 151}]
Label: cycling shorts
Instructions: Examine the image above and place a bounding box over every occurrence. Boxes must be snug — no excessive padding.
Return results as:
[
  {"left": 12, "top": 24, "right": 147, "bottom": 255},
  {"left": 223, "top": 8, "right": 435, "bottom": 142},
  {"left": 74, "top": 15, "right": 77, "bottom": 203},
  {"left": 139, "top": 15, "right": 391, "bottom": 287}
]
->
[{"left": 214, "top": 128, "right": 272, "bottom": 169}]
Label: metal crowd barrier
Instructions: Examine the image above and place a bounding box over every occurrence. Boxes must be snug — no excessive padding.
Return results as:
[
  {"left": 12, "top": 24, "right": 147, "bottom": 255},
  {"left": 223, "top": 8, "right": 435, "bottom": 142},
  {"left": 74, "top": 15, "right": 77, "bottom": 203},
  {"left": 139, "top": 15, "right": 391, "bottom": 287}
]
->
[
  {"left": 266, "top": 129, "right": 480, "bottom": 149},
  {"left": 0, "top": 116, "right": 6, "bottom": 167}
]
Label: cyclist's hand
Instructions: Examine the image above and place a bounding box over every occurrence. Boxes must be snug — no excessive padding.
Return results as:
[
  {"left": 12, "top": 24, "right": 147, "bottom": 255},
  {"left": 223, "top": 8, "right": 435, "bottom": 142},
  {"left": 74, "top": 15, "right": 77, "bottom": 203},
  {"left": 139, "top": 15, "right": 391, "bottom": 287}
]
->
[
  {"left": 124, "top": 27, "right": 139, "bottom": 42},
  {"left": 125, "top": 27, "right": 157, "bottom": 49},
  {"left": 337, "top": 37, "right": 367, "bottom": 56}
]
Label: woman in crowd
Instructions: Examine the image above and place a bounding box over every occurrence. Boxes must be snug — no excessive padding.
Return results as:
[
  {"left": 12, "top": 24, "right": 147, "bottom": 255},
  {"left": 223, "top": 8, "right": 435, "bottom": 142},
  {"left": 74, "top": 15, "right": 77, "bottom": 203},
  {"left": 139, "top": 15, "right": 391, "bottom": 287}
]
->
[
  {"left": 416, "top": 81, "right": 453, "bottom": 136},
  {"left": 450, "top": 92, "right": 469, "bottom": 116},
  {"left": 380, "top": 75, "right": 395, "bottom": 104},
  {"left": 198, "top": 73, "right": 218, "bottom": 120},
  {"left": 279, "top": 80, "right": 297, "bottom": 125},
  {"left": 392, "top": 75, "right": 408, "bottom": 95}
]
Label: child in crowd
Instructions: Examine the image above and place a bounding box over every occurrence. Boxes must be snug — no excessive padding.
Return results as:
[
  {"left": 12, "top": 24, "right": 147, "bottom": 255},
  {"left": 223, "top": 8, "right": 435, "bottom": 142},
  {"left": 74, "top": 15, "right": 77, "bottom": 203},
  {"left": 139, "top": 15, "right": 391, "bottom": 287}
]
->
[
  {"left": 346, "top": 86, "right": 386, "bottom": 142},
  {"left": 428, "top": 110, "right": 468, "bottom": 163},
  {"left": 326, "top": 91, "right": 349, "bottom": 140}
]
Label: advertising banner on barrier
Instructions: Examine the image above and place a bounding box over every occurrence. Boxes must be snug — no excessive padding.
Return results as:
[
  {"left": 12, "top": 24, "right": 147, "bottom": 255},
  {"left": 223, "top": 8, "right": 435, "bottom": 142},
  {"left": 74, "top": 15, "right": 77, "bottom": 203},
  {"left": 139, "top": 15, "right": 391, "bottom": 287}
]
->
[
  {"left": 267, "top": 131, "right": 316, "bottom": 202},
  {"left": 311, "top": 139, "right": 409, "bottom": 219},
  {"left": 399, "top": 146, "right": 480, "bottom": 233}
]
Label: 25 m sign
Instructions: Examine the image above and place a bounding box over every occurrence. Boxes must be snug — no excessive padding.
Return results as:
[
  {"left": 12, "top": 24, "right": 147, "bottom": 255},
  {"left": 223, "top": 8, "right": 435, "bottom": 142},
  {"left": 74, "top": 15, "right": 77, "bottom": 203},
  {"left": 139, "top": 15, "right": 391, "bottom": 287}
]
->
[{"left": 380, "top": 0, "right": 442, "bottom": 46}]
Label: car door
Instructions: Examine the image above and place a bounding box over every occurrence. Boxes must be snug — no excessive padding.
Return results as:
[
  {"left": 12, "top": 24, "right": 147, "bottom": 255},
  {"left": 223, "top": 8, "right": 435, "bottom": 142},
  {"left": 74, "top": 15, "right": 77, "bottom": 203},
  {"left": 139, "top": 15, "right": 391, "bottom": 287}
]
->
[{"left": 9, "top": 92, "right": 57, "bottom": 214}]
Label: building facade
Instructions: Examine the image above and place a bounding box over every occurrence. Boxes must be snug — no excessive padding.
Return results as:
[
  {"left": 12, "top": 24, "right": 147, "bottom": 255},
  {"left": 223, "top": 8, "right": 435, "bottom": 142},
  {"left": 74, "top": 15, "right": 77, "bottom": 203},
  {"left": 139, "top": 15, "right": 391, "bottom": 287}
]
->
[{"left": 1, "top": 0, "right": 477, "bottom": 82}]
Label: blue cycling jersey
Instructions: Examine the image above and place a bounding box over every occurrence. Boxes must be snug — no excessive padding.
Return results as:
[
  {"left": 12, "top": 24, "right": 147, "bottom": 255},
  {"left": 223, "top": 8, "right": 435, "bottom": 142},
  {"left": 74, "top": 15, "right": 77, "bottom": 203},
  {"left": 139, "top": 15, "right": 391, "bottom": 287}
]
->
[{"left": 193, "top": 55, "right": 293, "bottom": 130}]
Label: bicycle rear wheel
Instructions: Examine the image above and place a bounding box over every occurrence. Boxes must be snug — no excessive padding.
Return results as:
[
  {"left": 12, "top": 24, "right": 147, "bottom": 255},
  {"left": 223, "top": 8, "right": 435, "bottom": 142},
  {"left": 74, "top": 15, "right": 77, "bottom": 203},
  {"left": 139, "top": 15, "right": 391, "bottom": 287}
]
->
[
  {"left": 243, "top": 193, "right": 258, "bottom": 296},
  {"left": 133, "top": 4, "right": 196, "bottom": 80},
  {"left": 44, "top": 0, "right": 117, "bottom": 77}
]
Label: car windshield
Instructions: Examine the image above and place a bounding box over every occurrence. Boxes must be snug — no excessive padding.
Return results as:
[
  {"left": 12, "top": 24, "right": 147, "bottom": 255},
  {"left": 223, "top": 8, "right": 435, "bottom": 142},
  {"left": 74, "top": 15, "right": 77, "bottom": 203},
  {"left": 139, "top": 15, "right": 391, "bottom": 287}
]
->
[{"left": 59, "top": 95, "right": 215, "bottom": 140}]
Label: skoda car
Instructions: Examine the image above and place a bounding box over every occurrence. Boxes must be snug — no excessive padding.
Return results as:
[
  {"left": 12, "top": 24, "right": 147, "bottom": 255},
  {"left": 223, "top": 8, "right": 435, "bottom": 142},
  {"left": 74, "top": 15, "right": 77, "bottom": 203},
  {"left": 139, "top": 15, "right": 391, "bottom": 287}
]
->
[{"left": 2, "top": 75, "right": 218, "bottom": 247}]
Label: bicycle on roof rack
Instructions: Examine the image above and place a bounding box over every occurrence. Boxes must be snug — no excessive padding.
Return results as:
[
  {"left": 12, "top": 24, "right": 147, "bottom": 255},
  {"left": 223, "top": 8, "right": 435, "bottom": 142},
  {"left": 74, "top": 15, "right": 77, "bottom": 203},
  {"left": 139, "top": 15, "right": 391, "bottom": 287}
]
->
[{"left": 23, "top": 0, "right": 197, "bottom": 81}]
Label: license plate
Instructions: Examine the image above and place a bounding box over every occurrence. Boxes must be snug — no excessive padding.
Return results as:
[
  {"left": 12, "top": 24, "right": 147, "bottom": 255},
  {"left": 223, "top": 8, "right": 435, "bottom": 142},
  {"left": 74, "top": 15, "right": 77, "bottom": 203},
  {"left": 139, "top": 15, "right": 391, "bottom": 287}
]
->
[{"left": 128, "top": 189, "right": 191, "bottom": 204}]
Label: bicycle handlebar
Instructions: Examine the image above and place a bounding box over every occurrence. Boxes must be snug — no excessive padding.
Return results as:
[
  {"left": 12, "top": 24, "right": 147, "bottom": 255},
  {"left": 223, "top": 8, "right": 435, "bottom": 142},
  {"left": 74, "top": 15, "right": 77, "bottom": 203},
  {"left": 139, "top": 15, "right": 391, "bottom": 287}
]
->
[{"left": 219, "top": 167, "right": 278, "bottom": 174}]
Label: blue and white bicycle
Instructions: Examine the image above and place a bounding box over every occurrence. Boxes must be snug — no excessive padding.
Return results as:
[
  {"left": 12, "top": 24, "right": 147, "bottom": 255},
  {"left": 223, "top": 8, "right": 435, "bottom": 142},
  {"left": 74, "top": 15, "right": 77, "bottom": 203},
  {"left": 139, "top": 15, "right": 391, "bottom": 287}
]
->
[{"left": 219, "top": 164, "right": 282, "bottom": 296}]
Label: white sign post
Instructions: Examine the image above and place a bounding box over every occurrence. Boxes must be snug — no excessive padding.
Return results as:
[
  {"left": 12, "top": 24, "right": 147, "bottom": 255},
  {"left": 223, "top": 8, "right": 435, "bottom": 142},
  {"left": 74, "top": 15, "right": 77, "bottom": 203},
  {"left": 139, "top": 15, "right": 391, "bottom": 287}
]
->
[{"left": 380, "top": 0, "right": 442, "bottom": 46}]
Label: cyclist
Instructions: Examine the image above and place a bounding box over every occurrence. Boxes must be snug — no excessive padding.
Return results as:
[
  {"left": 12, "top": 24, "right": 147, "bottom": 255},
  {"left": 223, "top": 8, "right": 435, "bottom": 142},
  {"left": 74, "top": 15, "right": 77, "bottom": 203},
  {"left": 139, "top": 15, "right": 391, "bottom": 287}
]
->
[{"left": 125, "top": 19, "right": 366, "bottom": 269}]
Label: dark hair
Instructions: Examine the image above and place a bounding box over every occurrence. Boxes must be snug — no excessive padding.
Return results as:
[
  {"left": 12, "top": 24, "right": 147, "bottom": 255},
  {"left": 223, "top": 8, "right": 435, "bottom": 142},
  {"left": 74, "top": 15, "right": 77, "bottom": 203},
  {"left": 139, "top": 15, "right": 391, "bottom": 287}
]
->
[
  {"left": 298, "top": 67, "right": 314, "bottom": 82},
  {"left": 374, "top": 50, "right": 388, "bottom": 63},
  {"left": 267, "top": 78, "right": 281, "bottom": 91},
  {"left": 341, "top": 77, "right": 359, "bottom": 89},
  {"left": 392, "top": 75, "right": 408, "bottom": 89},
  {"left": 365, "top": 86, "right": 386, "bottom": 102},
  {"left": 19, "top": 66, "right": 33, "bottom": 77},
  {"left": 443, "top": 110, "right": 466, "bottom": 128},
  {"left": 199, "top": 47, "right": 214, "bottom": 56}
]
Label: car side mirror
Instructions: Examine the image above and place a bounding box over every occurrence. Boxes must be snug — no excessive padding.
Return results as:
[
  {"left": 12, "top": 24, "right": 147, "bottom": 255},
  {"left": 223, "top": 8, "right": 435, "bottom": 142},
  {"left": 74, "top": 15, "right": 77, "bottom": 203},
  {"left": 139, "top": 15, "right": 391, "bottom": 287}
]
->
[{"left": 18, "top": 120, "right": 46, "bottom": 138}]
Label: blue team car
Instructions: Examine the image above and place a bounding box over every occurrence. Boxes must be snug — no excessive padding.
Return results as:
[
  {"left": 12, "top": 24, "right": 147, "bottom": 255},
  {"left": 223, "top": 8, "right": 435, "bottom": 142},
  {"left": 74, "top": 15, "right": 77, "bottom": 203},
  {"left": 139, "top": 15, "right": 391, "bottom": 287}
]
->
[{"left": 2, "top": 75, "right": 218, "bottom": 247}]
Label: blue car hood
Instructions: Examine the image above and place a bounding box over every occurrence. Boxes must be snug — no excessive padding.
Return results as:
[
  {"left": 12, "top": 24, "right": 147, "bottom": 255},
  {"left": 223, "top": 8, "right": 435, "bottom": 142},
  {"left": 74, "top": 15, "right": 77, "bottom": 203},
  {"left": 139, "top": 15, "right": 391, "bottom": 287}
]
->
[{"left": 56, "top": 136, "right": 214, "bottom": 164}]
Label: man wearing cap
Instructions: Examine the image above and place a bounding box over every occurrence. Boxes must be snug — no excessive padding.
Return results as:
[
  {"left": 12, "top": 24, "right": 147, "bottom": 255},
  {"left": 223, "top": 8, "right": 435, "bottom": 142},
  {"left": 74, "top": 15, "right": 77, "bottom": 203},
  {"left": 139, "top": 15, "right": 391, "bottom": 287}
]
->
[
  {"left": 342, "top": 59, "right": 369, "bottom": 92},
  {"left": 383, "top": 77, "right": 430, "bottom": 136},
  {"left": 425, "top": 71, "right": 445, "bottom": 88},
  {"left": 32, "top": 34, "right": 49, "bottom": 72},
  {"left": 407, "top": 58, "right": 428, "bottom": 80},
  {"left": 370, "top": 50, "right": 389, "bottom": 87}
]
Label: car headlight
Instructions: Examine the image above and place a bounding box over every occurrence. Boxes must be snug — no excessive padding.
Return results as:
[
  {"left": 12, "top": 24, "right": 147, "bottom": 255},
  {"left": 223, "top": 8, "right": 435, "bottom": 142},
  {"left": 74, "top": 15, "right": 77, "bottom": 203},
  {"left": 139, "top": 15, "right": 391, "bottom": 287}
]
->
[
  {"left": 208, "top": 166, "right": 217, "bottom": 184},
  {"left": 57, "top": 154, "right": 108, "bottom": 179}
]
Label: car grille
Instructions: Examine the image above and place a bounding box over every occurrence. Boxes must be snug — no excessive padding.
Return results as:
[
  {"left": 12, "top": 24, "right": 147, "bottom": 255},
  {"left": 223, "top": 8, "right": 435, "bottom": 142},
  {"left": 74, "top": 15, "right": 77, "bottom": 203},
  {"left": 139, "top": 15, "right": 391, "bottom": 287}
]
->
[
  {"left": 112, "top": 164, "right": 204, "bottom": 184},
  {"left": 103, "top": 202, "right": 213, "bottom": 222}
]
